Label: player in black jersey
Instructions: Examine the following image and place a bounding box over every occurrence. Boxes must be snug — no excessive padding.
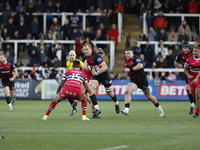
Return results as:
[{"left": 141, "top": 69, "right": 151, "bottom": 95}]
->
[
  {"left": 174, "top": 42, "right": 195, "bottom": 114},
  {"left": 0, "top": 53, "right": 18, "bottom": 111},
  {"left": 121, "top": 48, "right": 164, "bottom": 117},
  {"left": 82, "top": 43, "right": 120, "bottom": 118}
]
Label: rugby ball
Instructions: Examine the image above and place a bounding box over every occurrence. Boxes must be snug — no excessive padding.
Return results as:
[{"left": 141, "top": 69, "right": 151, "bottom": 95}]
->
[{"left": 92, "top": 65, "right": 100, "bottom": 75}]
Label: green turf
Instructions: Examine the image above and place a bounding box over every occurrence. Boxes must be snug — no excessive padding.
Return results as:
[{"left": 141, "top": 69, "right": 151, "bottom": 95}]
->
[{"left": 0, "top": 100, "right": 199, "bottom": 150}]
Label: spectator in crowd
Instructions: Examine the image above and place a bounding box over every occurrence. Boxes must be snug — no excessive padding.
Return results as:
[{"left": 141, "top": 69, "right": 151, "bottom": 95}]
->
[
  {"left": 153, "top": 71, "right": 161, "bottom": 85},
  {"left": 162, "top": 0, "right": 171, "bottom": 13},
  {"left": 87, "top": 5, "right": 96, "bottom": 27},
  {"left": 8, "top": 11, "right": 17, "bottom": 25},
  {"left": 154, "top": 10, "right": 168, "bottom": 31},
  {"left": 168, "top": 30, "right": 178, "bottom": 42},
  {"left": 26, "top": 2, "right": 36, "bottom": 23},
  {"left": 15, "top": 0, "right": 25, "bottom": 12},
  {"left": 99, "top": 12, "right": 110, "bottom": 30},
  {"left": 5, "top": 44, "right": 14, "bottom": 60},
  {"left": 160, "top": 71, "right": 167, "bottom": 80},
  {"left": 131, "top": 41, "right": 141, "bottom": 57},
  {"left": 52, "top": 44, "right": 66, "bottom": 67},
  {"left": 35, "top": 0, "right": 44, "bottom": 31},
  {"left": 74, "top": 35, "right": 85, "bottom": 60},
  {"left": 107, "top": 8, "right": 117, "bottom": 26},
  {"left": 69, "top": 28, "right": 82, "bottom": 40},
  {"left": 95, "top": 29, "right": 107, "bottom": 50},
  {"left": 5, "top": 51, "right": 14, "bottom": 64},
  {"left": 108, "top": 23, "right": 119, "bottom": 51},
  {"left": 15, "top": 60, "right": 25, "bottom": 68},
  {"left": 17, "top": 17, "right": 29, "bottom": 39},
  {"left": 166, "top": 72, "right": 176, "bottom": 81},
  {"left": 11, "top": 30, "right": 20, "bottom": 40},
  {"left": 49, "top": 68, "right": 58, "bottom": 79},
  {"left": 83, "top": 26, "right": 95, "bottom": 40},
  {"left": 27, "top": 42, "right": 37, "bottom": 66},
  {"left": 43, "top": 68, "right": 51, "bottom": 79},
  {"left": 154, "top": 0, "right": 162, "bottom": 13},
  {"left": 30, "top": 17, "right": 39, "bottom": 39},
  {"left": 146, "top": 9, "right": 155, "bottom": 29},
  {"left": 157, "top": 43, "right": 168, "bottom": 59},
  {"left": 165, "top": 49, "right": 175, "bottom": 68},
  {"left": 178, "top": 20, "right": 191, "bottom": 38},
  {"left": 148, "top": 27, "right": 156, "bottom": 41},
  {"left": 137, "top": 32, "right": 148, "bottom": 41},
  {"left": 156, "top": 28, "right": 168, "bottom": 42},
  {"left": 139, "top": 53, "right": 147, "bottom": 68},
  {"left": 146, "top": 72, "right": 153, "bottom": 81},
  {"left": 1, "top": 27, "right": 11, "bottom": 40},
  {"left": 173, "top": 43, "right": 181, "bottom": 56},
  {"left": 70, "top": 12, "right": 79, "bottom": 31},
  {"left": 45, "top": 1, "right": 55, "bottom": 30},
  {"left": 1, "top": 5, "right": 12, "bottom": 26},
  {"left": 38, "top": 44, "right": 48, "bottom": 65},
  {"left": 41, "top": 57, "right": 51, "bottom": 68},
  {"left": 51, "top": 56, "right": 61, "bottom": 68},
  {"left": 141, "top": 41, "right": 155, "bottom": 68},
  {"left": 138, "top": 3, "right": 146, "bottom": 28},
  {"left": 83, "top": 37, "right": 94, "bottom": 48},
  {"left": 25, "top": 0, "right": 37, "bottom": 9},
  {"left": 22, "top": 71, "right": 32, "bottom": 80},
  {"left": 97, "top": 23, "right": 107, "bottom": 40},
  {"left": 45, "top": 29, "right": 56, "bottom": 40},
  {"left": 54, "top": 1, "right": 64, "bottom": 14},
  {"left": 15, "top": 7, "right": 26, "bottom": 24},
  {"left": 61, "top": 19, "right": 71, "bottom": 40},
  {"left": 114, "top": 1, "right": 124, "bottom": 13},
  {"left": 5, "top": 18, "right": 16, "bottom": 38},
  {"left": 178, "top": 29, "right": 189, "bottom": 43},
  {"left": 50, "top": 17, "right": 61, "bottom": 40}
]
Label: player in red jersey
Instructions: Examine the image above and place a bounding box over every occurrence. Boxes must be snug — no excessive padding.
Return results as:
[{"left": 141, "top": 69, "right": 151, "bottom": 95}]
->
[
  {"left": 42, "top": 61, "right": 91, "bottom": 121},
  {"left": 184, "top": 47, "right": 200, "bottom": 118},
  {"left": 174, "top": 42, "right": 195, "bottom": 114},
  {"left": 82, "top": 43, "right": 120, "bottom": 118},
  {"left": 121, "top": 48, "right": 164, "bottom": 117},
  {"left": 0, "top": 53, "right": 18, "bottom": 111}
]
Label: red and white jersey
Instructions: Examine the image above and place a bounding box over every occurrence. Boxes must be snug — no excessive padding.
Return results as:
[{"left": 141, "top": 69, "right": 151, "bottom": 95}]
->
[
  {"left": 62, "top": 69, "right": 87, "bottom": 90},
  {"left": 185, "top": 56, "right": 200, "bottom": 77}
]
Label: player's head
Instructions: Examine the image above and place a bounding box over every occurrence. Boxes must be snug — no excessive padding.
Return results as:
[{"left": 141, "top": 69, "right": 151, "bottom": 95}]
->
[
  {"left": 125, "top": 47, "right": 134, "bottom": 60},
  {"left": 73, "top": 60, "right": 80, "bottom": 69},
  {"left": 192, "top": 47, "right": 200, "bottom": 58},
  {"left": 0, "top": 53, "right": 7, "bottom": 63},
  {"left": 83, "top": 43, "right": 92, "bottom": 56},
  {"left": 69, "top": 50, "right": 76, "bottom": 61},
  {"left": 182, "top": 42, "right": 190, "bottom": 54},
  {"left": 96, "top": 48, "right": 104, "bottom": 57}
]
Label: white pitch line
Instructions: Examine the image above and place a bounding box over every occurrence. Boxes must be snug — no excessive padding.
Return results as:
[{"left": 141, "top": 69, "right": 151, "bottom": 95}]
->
[{"left": 96, "top": 145, "right": 130, "bottom": 150}]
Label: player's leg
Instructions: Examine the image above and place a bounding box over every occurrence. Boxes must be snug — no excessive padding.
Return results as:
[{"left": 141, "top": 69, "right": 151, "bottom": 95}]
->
[
  {"left": 42, "top": 94, "right": 64, "bottom": 120},
  {"left": 105, "top": 87, "right": 120, "bottom": 114},
  {"left": 143, "top": 89, "right": 164, "bottom": 117},
  {"left": 79, "top": 94, "right": 90, "bottom": 121},
  {"left": 3, "top": 86, "right": 13, "bottom": 111},
  {"left": 68, "top": 97, "right": 78, "bottom": 116},
  {"left": 121, "top": 82, "right": 136, "bottom": 115},
  {"left": 186, "top": 84, "right": 195, "bottom": 115},
  {"left": 88, "top": 79, "right": 101, "bottom": 115},
  {"left": 10, "top": 83, "right": 16, "bottom": 105}
]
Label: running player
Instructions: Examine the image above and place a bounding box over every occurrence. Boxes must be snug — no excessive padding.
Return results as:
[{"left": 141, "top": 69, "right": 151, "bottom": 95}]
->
[
  {"left": 42, "top": 61, "right": 91, "bottom": 121},
  {"left": 0, "top": 53, "right": 18, "bottom": 111},
  {"left": 82, "top": 43, "right": 120, "bottom": 118},
  {"left": 174, "top": 42, "right": 195, "bottom": 114},
  {"left": 121, "top": 48, "right": 164, "bottom": 117},
  {"left": 184, "top": 47, "right": 200, "bottom": 118}
]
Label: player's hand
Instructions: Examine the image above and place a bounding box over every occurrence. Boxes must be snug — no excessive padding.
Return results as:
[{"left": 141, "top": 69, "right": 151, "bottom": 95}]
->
[
  {"left": 188, "top": 75, "right": 194, "bottom": 79},
  {"left": 192, "top": 78, "right": 198, "bottom": 85},
  {"left": 9, "top": 78, "right": 14, "bottom": 82},
  {"left": 92, "top": 70, "right": 98, "bottom": 76},
  {"left": 124, "top": 68, "right": 130, "bottom": 72}
]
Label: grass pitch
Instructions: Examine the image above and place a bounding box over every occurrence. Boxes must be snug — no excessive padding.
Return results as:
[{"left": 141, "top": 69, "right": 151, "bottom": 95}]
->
[{"left": 0, "top": 100, "right": 199, "bottom": 150}]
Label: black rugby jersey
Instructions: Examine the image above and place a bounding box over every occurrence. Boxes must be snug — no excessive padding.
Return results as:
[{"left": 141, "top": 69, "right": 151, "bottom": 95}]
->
[
  {"left": 0, "top": 62, "right": 17, "bottom": 82},
  {"left": 124, "top": 55, "right": 146, "bottom": 82},
  {"left": 175, "top": 50, "right": 193, "bottom": 64}
]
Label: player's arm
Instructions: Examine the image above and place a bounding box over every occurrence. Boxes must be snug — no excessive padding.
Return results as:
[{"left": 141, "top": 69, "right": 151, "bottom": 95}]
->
[
  {"left": 98, "top": 61, "right": 108, "bottom": 74},
  {"left": 174, "top": 61, "right": 183, "bottom": 68},
  {"left": 84, "top": 60, "right": 90, "bottom": 70},
  {"left": 10, "top": 68, "right": 18, "bottom": 82},
  {"left": 56, "top": 80, "right": 66, "bottom": 94},
  {"left": 184, "top": 64, "right": 193, "bottom": 79},
  {"left": 83, "top": 80, "right": 91, "bottom": 95}
]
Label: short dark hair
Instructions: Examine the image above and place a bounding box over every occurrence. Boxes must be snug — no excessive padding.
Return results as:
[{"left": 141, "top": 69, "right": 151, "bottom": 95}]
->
[{"left": 73, "top": 61, "right": 80, "bottom": 68}]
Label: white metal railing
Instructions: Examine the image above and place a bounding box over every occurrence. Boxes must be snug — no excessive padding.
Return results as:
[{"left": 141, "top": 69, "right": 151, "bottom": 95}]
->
[
  {"left": 143, "top": 13, "right": 200, "bottom": 35},
  {"left": 2, "top": 40, "right": 115, "bottom": 70},
  {"left": 0, "top": 12, "right": 122, "bottom": 42}
]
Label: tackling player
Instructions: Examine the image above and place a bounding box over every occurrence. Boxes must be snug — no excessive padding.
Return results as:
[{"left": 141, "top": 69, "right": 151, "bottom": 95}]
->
[
  {"left": 0, "top": 53, "right": 18, "bottom": 111},
  {"left": 174, "top": 42, "right": 195, "bottom": 114},
  {"left": 82, "top": 43, "right": 120, "bottom": 118},
  {"left": 42, "top": 61, "right": 91, "bottom": 121},
  {"left": 66, "top": 50, "right": 84, "bottom": 115},
  {"left": 184, "top": 47, "right": 200, "bottom": 118},
  {"left": 121, "top": 48, "right": 164, "bottom": 117}
]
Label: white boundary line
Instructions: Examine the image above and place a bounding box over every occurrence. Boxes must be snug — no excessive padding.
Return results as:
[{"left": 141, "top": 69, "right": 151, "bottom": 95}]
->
[{"left": 96, "top": 145, "right": 130, "bottom": 150}]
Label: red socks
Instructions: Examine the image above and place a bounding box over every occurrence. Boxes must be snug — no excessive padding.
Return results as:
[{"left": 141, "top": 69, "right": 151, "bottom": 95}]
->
[
  {"left": 81, "top": 100, "right": 87, "bottom": 115},
  {"left": 45, "top": 101, "right": 57, "bottom": 116},
  {"left": 195, "top": 108, "right": 200, "bottom": 114}
]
